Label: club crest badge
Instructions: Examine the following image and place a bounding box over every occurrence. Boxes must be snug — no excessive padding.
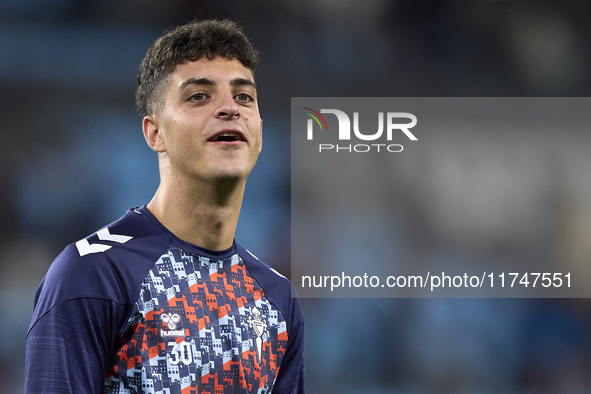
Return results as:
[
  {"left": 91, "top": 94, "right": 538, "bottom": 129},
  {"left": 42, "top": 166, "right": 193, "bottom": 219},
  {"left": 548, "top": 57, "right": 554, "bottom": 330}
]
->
[{"left": 247, "top": 306, "right": 268, "bottom": 363}]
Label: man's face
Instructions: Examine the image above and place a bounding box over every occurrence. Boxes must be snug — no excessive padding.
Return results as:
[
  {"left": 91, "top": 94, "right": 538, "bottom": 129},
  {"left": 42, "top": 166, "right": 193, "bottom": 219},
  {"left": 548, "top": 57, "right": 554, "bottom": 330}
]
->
[{"left": 144, "top": 57, "right": 262, "bottom": 183}]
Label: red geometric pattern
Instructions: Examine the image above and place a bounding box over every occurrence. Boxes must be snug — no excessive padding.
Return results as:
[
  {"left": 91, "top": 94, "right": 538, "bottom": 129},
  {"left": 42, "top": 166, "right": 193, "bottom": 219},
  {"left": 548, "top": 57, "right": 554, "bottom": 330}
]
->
[{"left": 103, "top": 248, "right": 287, "bottom": 393}]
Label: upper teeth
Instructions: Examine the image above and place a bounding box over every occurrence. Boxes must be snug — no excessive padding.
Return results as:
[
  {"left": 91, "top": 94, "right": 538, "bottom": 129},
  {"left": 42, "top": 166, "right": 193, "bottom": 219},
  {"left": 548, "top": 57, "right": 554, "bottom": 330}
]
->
[{"left": 215, "top": 133, "right": 238, "bottom": 140}]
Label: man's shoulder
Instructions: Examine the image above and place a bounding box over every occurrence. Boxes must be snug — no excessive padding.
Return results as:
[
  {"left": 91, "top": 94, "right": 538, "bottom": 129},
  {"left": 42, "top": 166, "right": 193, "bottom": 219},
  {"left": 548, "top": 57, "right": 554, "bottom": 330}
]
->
[
  {"left": 30, "top": 208, "right": 174, "bottom": 329},
  {"left": 235, "top": 242, "right": 291, "bottom": 288},
  {"left": 52, "top": 207, "right": 171, "bottom": 277}
]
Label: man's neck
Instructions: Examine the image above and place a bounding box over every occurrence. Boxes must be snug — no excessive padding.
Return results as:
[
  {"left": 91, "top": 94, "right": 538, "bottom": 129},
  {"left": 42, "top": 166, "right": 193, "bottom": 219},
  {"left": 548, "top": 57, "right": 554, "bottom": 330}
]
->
[{"left": 147, "top": 175, "right": 245, "bottom": 251}]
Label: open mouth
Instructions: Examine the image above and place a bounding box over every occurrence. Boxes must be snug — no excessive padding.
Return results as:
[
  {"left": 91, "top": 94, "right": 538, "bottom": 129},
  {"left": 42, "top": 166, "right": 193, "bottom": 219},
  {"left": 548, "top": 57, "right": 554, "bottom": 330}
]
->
[{"left": 209, "top": 131, "right": 246, "bottom": 142}]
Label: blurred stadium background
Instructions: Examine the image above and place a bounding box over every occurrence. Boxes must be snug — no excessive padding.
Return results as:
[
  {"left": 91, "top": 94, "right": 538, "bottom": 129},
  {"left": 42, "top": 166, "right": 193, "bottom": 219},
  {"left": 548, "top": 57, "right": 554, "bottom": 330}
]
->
[{"left": 2, "top": 0, "right": 591, "bottom": 392}]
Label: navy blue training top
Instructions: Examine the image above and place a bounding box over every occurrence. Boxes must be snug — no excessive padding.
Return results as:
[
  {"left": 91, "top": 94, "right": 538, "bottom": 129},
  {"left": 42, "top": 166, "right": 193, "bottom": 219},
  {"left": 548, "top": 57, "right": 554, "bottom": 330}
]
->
[{"left": 25, "top": 206, "right": 305, "bottom": 393}]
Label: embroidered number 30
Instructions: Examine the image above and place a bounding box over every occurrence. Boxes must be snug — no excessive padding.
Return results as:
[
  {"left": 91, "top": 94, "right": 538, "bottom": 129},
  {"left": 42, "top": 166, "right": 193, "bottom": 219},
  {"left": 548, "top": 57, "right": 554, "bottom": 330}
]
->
[
  {"left": 75, "top": 227, "right": 133, "bottom": 256},
  {"left": 168, "top": 341, "right": 193, "bottom": 365}
]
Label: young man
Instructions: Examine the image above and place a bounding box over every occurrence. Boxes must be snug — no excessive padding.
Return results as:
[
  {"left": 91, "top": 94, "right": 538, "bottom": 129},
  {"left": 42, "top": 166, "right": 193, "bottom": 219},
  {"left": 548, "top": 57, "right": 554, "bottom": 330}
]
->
[{"left": 25, "top": 19, "right": 305, "bottom": 393}]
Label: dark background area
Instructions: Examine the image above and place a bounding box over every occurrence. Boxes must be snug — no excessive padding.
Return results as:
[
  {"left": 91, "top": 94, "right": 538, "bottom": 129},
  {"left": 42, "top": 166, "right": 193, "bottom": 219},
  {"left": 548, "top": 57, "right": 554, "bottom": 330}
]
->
[{"left": 2, "top": 1, "right": 591, "bottom": 392}]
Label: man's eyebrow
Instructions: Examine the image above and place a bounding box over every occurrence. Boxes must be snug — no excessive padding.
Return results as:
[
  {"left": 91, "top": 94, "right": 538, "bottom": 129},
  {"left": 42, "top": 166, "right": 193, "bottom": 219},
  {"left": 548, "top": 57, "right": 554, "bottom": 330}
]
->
[
  {"left": 231, "top": 78, "right": 257, "bottom": 89},
  {"left": 178, "top": 78, "right": 216, "bottom": 92}
]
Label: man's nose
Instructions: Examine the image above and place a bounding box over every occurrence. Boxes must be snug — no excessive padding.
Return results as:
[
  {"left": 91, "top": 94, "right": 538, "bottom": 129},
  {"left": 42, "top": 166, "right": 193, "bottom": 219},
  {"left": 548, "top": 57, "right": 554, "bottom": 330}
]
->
[{"left": 215, "top": 92, "right": 240, "bottom": 119}]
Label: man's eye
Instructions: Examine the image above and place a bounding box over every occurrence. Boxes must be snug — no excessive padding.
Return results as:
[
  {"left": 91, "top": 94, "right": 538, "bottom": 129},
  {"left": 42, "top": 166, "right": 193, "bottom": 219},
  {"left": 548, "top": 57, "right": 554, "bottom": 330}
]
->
[
  {"left": 235, "top": 94, "right": 252, "bottom": 102},
  {"left": 190, "top": 93, "right": 207, "bottom": 101}
]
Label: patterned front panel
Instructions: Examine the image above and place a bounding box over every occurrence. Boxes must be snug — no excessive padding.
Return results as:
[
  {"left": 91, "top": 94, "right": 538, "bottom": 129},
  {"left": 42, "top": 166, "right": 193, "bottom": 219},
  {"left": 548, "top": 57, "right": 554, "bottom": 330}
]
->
[{"left": 104, "top": 248, "right": 288, "bottom": 394}]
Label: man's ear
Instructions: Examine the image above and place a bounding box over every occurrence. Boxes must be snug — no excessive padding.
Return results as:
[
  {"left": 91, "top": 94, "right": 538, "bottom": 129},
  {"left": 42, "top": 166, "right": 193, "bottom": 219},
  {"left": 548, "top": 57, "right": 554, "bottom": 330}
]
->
[{"left": 143, "top": 115, "right": 166, "bottom": 153}]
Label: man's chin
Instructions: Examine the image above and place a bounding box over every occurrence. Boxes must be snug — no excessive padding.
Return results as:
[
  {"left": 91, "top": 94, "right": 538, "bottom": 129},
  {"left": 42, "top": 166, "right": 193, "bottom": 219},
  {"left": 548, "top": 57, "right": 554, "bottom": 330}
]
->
[{"left": 208, "top": 169, "right": 251, "bottom": 184}]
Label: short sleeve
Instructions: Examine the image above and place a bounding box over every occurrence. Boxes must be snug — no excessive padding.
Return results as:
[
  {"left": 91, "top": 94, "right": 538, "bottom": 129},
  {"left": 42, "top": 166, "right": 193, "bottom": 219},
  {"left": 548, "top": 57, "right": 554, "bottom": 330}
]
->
[{"left": 25, "top": 298, "right": 128, "bottom": 393}]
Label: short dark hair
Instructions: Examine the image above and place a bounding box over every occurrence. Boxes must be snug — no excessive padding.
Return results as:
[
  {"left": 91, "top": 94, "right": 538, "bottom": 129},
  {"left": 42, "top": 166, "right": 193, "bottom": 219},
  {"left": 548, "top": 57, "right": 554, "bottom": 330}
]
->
[{"left": 136, "top": 19, "right": 259, "bottom": 117}]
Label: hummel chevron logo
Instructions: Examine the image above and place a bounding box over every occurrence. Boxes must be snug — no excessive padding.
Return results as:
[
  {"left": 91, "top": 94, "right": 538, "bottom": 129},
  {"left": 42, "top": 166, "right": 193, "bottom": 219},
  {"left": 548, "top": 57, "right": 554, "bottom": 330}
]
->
[
  {"left": 75, "top": 239, "right": 111, "bottom": 256},
  {"left": 75, "top": 227, "right": 133, "bottom": 257},
  {"left": 96, "top": 227, "right": 133, "bottom": 243}
]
